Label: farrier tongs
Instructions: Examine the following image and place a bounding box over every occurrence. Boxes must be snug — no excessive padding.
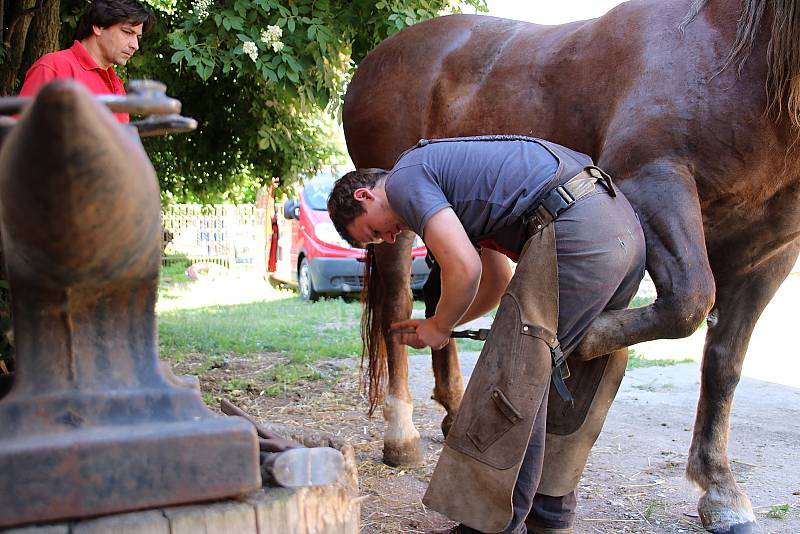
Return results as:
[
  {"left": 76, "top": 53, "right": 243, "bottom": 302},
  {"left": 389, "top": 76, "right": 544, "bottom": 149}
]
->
[{"left": 389, "top": 327, "right": 490, "bottom": 341}]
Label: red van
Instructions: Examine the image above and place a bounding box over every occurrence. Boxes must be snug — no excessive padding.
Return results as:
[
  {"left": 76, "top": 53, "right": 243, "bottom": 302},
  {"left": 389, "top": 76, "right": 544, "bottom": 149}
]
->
[{"left": 268, "top": 172, "right": 430, "bottom": 301}]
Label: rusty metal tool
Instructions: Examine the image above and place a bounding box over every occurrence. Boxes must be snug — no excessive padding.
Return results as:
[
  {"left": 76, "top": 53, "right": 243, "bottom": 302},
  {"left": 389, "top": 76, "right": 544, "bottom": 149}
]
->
[
  {"left": 221, "top": 398, "right": 302, "bottom": 451},
  {"left": 220, "top": 399, "right": 345, "bottom": 488},
  {"left": 0, "top": 79, "right": 197, "bottom": 137}
]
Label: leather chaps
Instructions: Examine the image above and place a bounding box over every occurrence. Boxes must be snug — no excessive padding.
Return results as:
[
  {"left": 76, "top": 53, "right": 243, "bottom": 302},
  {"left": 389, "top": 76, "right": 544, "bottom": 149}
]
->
[{"left": 423, "top": 223, "right": 560, "bottom": 533}]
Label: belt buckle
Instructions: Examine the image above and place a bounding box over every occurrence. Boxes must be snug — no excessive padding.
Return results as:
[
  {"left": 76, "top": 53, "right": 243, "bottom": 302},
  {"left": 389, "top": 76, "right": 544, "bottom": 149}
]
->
[{"left": 555, "top": 185, "right": 575, "bottom": 206}]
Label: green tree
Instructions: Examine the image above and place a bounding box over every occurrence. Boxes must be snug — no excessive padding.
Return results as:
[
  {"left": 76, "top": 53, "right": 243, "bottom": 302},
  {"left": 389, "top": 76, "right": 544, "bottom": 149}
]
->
[{"left": 2, "top": 0, "right": 488, "bottom": 201}]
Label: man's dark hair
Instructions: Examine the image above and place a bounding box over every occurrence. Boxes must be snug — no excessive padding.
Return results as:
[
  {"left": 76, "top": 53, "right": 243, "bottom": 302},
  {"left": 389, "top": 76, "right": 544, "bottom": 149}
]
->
[
  {"left": 75, "top": 0, "right": 156, "bottom": 41},
  {"left": 327, "top": 168, "right": 388, "bottom": 246}
]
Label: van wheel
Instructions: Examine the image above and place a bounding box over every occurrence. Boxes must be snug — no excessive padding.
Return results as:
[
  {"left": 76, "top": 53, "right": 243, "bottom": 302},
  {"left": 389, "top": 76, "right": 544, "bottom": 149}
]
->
[{"left": 298, "top": 258, "right": 320, "bottom": 302}]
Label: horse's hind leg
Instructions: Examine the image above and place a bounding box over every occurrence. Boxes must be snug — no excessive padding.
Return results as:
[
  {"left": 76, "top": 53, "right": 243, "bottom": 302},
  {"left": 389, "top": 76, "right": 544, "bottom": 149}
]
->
[
  {"left": 570, "top": 163, "right": 716, "bottom": 359},
  {"left": 689, "top": 240, "right": 800, "bottom": 534},
  {"left": 374, "top": 233, "right": 423, "bottom": 466},
  {"left": 423, "top": 261, "right": 464, "bottom": 437}
]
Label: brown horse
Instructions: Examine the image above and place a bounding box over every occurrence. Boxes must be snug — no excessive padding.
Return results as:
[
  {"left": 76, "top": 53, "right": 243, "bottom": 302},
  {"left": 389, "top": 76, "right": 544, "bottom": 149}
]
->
[{"left": 342, "top": 0, "right": 799, "bottom": 532}]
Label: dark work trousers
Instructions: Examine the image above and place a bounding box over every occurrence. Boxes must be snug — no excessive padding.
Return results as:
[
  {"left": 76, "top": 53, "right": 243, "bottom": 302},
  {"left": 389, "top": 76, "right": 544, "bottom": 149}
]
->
[{"left": 470, "top": 185, "right": 646, "bottom": 534}]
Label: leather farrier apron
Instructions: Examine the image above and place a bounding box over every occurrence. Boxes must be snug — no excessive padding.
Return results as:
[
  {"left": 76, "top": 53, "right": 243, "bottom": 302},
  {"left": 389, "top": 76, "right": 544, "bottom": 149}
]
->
[
  {"left": 423, "top": 221, "right": 560, "bottom": 533},
  {"left": 423, "top": 164, "right": 634, "bottom": 532}
]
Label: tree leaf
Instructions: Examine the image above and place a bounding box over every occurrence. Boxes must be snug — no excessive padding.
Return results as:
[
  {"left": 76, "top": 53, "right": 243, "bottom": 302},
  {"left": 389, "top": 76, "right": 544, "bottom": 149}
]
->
[{"left": 288, "top": 18, "right": 296, "bottom": 33}]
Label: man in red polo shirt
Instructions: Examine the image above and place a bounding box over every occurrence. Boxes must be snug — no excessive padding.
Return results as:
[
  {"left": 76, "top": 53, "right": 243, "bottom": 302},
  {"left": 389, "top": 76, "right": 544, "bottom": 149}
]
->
[{"left": 19, "top": 0, "right": 155, "bottom": 123}]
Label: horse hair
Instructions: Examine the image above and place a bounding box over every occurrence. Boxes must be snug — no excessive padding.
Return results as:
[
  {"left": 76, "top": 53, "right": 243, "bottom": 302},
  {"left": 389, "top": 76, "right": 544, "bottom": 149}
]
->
[
  {"left": 361, "top": 245, "right": 388, "bottom": 415},
  {"left": 680, "top": 0, "right": 800, "bottom": 130}
]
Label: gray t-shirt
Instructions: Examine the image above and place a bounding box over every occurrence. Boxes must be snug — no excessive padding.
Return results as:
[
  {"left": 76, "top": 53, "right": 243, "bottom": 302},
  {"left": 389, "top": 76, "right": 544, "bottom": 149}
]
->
[{"left": 384, "top": 136, "right": 592, "bottom": 259}]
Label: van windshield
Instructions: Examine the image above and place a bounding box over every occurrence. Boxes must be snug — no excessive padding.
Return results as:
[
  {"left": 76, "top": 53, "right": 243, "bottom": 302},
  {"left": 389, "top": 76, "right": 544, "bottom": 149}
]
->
[{"left": 302, "top": 174, "right": 335, "bottom": 211}]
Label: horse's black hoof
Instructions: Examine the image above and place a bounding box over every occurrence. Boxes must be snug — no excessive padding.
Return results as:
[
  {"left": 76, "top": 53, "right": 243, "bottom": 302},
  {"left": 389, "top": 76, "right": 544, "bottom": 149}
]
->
[
  {"left": 441, "top": 414, "right": 455, "bottom": 438},
  {"left": 707, "top": 520, "right": 758, "bottom": 534}
]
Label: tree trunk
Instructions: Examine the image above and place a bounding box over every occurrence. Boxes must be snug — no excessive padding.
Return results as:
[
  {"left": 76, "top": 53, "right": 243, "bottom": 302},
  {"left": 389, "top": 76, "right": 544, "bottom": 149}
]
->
[
  {"left": 21, "top": 0, "right": 60, "bottom": 83},
  {"left": 0, "top": 0, "right": 36, "bottom": 95}
]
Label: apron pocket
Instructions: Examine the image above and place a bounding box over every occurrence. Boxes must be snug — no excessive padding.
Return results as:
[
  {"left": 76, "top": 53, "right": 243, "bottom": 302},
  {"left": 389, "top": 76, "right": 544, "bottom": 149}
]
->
[{"left": 466, "top": 388, "right": 523, "bottom": 452}]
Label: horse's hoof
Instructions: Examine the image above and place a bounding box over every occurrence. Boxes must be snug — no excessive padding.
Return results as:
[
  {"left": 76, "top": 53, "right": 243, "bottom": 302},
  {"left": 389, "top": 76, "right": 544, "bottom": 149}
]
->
[
  {"left": 441, "top": 414, "right": 455, "bottom": 438},
  {"left": 705, "top": 521, "right": 758, "bottom": 534},
  {"left": 383, "top": 439, "right": 423, "bottom": 467},
  {"left": 697, "top": 484, "right": 757, "bottom": 534}
]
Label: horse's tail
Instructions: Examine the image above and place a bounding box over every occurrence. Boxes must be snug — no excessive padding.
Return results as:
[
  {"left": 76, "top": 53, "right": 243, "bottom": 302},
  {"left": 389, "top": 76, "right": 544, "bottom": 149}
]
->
[{"left": 360, "top": 245, "right": 387, "bottom": 416}]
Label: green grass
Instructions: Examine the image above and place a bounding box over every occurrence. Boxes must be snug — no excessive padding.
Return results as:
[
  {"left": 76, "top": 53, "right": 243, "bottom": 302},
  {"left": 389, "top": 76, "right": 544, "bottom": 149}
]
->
[
  {"left": 263, "top": 363, "right": 325, "bottom": 396},
  {"left": 156, "top": 270, "right": 690, "bottom": 390},
  {"left": 627, "top": 347, "right": 695, "bottom": 369},
  {"left": 158, "top": 288, "right": 363, "bottom": 362},
  {"left": 157, "top": 271, "right": 487, "bottom": 362},
  {"left": 767, "top": 504, "right": 790, "bottom": 519},
  {"left": 629, "top": 293, "right": 656, "bottom": 309},
  {"left": 632, "top": 378, "right": 675, "bottom": 392}
]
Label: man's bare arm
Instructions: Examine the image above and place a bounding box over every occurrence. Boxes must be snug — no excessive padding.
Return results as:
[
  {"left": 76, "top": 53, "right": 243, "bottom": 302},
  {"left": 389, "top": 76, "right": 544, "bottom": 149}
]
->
[
  {"left": 391, "top": 208, "right": 481, "bottom": 349},
  {"left": 457, "top": 248, "right": 512, "bottom": 326}
]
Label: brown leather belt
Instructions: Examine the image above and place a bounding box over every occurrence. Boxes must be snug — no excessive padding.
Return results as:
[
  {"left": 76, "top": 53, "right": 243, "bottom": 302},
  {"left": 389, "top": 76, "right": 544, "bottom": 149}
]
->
[
  {"left": 526, "top": 165, "right": 616, "bottom": 235},
  {"left": 522, "top": 165, "right": 616, "bottom": 403}
]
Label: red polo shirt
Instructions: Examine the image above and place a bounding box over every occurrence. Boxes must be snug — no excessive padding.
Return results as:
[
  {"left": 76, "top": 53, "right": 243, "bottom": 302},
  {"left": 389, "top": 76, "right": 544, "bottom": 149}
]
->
[{"left": 19, "top": 41, "right": 129, "bottom": 123}]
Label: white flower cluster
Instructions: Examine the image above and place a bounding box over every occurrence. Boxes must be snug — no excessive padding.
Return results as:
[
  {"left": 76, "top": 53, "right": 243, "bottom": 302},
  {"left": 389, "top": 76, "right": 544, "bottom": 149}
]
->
[
  {"left": 193, "top": 0, "right": 212, "bottom": 21},
  {"left": 243, "top": 41, "right": 258, "bottom": 62},
  {"left": 260, "top": 25, "right": 285, "bottom": 53}
]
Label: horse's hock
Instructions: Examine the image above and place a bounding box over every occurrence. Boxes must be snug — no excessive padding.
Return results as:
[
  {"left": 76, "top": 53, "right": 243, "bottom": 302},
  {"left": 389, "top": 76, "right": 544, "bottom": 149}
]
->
[{"left": 0, "top": 81, "right": 358, "bottom": 533}]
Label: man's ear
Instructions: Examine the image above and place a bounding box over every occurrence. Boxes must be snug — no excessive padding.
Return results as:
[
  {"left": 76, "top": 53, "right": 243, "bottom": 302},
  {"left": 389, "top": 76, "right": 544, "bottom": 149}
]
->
[
  {"left": 92, "top": 25, "right": 103, "bottom": 37},
  {"left": 353, "top": 187, "right": 375, "bottom": 202}
]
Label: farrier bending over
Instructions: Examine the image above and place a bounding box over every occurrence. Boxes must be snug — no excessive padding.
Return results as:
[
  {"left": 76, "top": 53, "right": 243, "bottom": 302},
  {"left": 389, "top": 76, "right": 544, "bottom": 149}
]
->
[{"left": 328, "top": 136, "right": 646, "bottom": 534}]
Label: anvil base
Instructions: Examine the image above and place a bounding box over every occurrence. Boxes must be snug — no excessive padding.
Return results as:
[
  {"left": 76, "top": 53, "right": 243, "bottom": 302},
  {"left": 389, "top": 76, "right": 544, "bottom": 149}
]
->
[{"left": 0, "top": 417, "right": 260, "bottom": 528}]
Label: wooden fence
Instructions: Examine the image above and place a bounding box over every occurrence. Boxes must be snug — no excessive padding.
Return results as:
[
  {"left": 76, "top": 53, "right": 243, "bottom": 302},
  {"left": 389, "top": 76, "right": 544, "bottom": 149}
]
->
[{"left": 161, "top": 204, "right": 268, "bottom": 273}]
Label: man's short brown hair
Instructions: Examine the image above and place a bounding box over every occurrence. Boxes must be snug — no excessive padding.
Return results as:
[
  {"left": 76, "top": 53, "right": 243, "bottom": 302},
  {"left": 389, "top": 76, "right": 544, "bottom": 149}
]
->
[
  {"left": 327, "top": 168, "right": 387, "bottom": 246},
  {"left": 75, "top": 0, "right": 156, "bottom": 41}
]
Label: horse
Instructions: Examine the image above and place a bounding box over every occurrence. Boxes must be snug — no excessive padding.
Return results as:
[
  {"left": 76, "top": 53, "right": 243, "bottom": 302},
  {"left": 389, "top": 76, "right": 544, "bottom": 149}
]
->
[{"left": 342, "top": 0, "right": 799, "bottom": 532}]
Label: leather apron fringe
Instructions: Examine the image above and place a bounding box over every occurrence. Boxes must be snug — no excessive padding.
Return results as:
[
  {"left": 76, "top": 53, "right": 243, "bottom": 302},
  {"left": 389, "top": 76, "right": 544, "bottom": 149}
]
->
[
  {"left": 423, "top": 223, "right": 559, "bottom": 533},
  {"left": 538, "top": 347, "right": 629, "bottom": 496}
]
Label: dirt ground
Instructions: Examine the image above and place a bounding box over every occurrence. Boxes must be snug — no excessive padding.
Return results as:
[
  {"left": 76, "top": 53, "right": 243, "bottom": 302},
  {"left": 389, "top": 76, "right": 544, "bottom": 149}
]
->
[{"left": 175, "top": 272, "right": 800, "bottom": 534}]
